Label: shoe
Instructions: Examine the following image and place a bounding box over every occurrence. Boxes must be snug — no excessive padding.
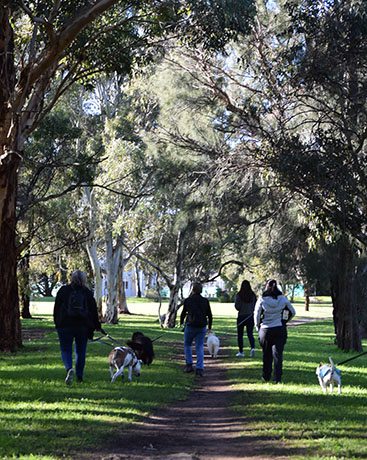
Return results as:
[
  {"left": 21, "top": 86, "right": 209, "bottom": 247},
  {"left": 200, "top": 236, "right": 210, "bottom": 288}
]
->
[
  {"left": 236, "top": 352, "right": 245, "bottom": 357},
  {"left": 195, "top": 369, "right": 204, "bottom": 377},
  {"left": 77, "top": 376, "right": 83, "bottom": 383},
  {"left": 184, "top": 364, "right": 193, "bottom": 373},
  {"left": 261, "top": 376, "right": 270, "bottom": 383},
  {"left": 250, "top": 348, "right": 255, "bottom": 358},
  {"left": 65, "top": 368, "right": 74, "bottom": 385}
]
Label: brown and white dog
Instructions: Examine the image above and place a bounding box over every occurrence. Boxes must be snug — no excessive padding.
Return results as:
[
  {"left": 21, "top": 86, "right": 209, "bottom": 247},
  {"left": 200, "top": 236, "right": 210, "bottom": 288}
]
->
[
  {"left": 316, "top": 357, "right": 342, "bottom": 394},
  {"left": 109, "top": 346, "right": 142, "bottom": 382}
]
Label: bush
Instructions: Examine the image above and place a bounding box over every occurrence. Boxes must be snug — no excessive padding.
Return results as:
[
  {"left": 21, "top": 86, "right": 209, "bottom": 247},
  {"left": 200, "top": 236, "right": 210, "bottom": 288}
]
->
[
  {"left": 145, "top": 288, "right": 161, "bottom": 301},
  {"left": 216, "top": 287, "right": 231, "bottom": 302}
]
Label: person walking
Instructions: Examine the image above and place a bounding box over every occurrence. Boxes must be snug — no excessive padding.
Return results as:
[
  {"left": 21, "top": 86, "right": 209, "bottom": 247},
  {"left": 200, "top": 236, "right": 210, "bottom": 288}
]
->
[
  {"left": 53, "top": 270, "right": 104, "bottom": 384},
  {"left": 180, "top": 282, "right": 213, "bottom": 377},
  {"left": 254, "top": 279, "right": 295, "bottom": 383},
  {"left": 234, "top": 280, "right": 257, "bottom": 358}
]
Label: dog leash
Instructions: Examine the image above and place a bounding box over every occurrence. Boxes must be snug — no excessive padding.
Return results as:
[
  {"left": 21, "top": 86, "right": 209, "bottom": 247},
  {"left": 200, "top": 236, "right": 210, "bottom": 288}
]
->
[
  {"left": 236, "top": 313, "right": 254, "bottom": 328},
  {"left": 336, "top": 350, "right": 367, "bottom": 366}
]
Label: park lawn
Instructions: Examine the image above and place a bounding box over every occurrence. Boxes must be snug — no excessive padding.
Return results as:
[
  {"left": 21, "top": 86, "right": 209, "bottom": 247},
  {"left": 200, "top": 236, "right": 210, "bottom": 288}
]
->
[
  {"left": 0, "top": 315, "right": 191, "bottom": 459},
  {"left": 227, "top": 319, "right": 367, "bottom": 460},
  {"left": 3, "top": 298, "right": 365, "bottom": 459}
]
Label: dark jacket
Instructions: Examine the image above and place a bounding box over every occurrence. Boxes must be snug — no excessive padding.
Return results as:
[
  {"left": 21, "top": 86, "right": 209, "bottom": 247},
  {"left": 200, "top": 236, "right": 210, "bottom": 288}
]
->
[
  {"left": 234, "top": 293, "right": 256, "bottom": 317},
  {"left": 180, "top": 293, "right": 213, "bottom": 329},
  {"left": 53, "top": 284, "right": 101, "bottom": 336}
]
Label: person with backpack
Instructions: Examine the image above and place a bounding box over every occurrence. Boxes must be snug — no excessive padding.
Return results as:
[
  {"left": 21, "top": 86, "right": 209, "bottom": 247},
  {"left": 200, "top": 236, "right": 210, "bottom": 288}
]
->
[
  {"left": 180, "top": 282, "right": 213, "bottom": 377},
  {"left": 254, "top": 279, "right": 296, "bottom": 384},
  {"left": 234, "top": 280, "right": 257, "bottom": 358},
  {"left": 53, "top": 270, "right": 105, "bottom": 385}
]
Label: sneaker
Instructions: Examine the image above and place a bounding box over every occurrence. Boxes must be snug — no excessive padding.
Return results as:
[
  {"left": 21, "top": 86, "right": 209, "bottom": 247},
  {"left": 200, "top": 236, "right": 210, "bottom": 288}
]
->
[
  {"left": 250, "top": 348, "right": 255, "bottom": 358},
  {"left": 261, "top": 376, "right": 270, "bottom": 383},
  {"left": 236, "top": 352, "right": 245, "bottom": 357},
  {"left": 195, "top": 369, "right": 204, "bottom": 377},
  {"left": 184, "top": 364, "right": 193, "bottom": 373},
  {"left": 65, "top": 368, "right": 74, "bottom": 385},
  {"left": 77, "top": 376, "right": 83, "bottom": 383}
]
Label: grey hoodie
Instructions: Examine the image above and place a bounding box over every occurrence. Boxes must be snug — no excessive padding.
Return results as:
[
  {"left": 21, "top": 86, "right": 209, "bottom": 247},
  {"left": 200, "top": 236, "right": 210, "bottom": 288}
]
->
[{"left": 254, "top": 295, "right": 295, "bottom": 330}]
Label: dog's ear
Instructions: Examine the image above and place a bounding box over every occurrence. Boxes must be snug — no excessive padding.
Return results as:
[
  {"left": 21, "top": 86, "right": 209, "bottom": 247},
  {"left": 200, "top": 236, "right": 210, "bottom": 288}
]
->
[{"left": 319, "top": 362, "right": 323, "bottom": 366}]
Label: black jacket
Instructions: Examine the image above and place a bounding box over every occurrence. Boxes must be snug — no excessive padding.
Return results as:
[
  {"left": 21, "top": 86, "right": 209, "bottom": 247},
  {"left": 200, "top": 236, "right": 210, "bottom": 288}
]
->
[
  {"left": 180, "top": 293, "right": 213, "bottom": 329},
  {"left": 53, "top": 284, "right": 101, "bottom": 335}
]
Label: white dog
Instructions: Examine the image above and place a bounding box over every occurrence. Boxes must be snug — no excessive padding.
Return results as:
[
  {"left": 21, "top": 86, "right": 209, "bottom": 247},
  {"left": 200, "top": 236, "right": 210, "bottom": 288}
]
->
[
  {"left": 206, "top": 332, "right": 220, "bottom": 358},
  {"left": 109, "top": 347, "right": 142, "bottom": 382},
  {"left": 316, "top": 357, "right": 342, "bottom": 394}
]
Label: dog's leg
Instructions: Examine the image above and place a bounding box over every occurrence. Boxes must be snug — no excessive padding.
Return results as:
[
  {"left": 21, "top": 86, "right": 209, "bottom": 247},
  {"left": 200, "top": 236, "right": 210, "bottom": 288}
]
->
[
  {"left": 329, "top": 382, "right": 334, "bottom": 393},
  {"left": 110, "top": 365, "right": 115, "bottom": 380},
  {"left": 111, "top": 365, "right": 125, "bottom": 382},
  {"left": 318, "top": 377, "right": 327, "bottom": 394},
  {"left": 338, "top": 384, "right": 342, "bottom": 395},
  {"left": 127, "top": 365, "right": 133, "bottom": 382}
]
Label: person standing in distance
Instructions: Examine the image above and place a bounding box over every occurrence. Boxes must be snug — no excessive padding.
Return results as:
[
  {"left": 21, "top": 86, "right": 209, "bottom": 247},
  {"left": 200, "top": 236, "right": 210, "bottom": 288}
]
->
[
  {"left": 53, "top": 270, "right": 105, "bottom": 385},
  {"left": 180, "top": 282, "right": 213, "bottom": 377},
  {"left": 254, "top": 279, "right": 295, "bottom": 383},
  {"left": 234, "top": 280, "right": 257, "bottom": 358}
]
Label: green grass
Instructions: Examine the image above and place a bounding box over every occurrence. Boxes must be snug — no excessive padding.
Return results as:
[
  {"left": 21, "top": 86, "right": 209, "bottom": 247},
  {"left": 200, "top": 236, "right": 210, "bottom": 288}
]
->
[
  {"left": 2, "top": 298, "right": 365, "bottom": 459},
  {"left": 227, "top": 319, "right": 367, "bottom": 460}
]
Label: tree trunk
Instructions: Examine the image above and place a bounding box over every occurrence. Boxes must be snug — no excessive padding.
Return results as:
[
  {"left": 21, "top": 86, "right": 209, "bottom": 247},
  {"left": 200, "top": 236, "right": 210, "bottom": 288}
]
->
[
  {"left": 84, "top": 187, "right": 103, "bottom": 319},
  {"left": 304, "top": 286, "right": 310, "bottom": 312},
  {"left": 135, "top": 260, "right": 142, "bottom": 298},
  {"left": 0, "top": 152, "right": 22, "bottom": 351},
  {"left": 330, "top": 241, "right": 362, "bottom": 352},
  {"left": 19, "top": 253, "right": 32, "bottom": 319},
  {"left": 103, "top": 232, "right": 121, "bottom": 324},
  {"left": 165, "top": 229, "right": 186, "bottom": 328},
  {"left": 118, "top": 258, "right": 130, "bottom": 314}
]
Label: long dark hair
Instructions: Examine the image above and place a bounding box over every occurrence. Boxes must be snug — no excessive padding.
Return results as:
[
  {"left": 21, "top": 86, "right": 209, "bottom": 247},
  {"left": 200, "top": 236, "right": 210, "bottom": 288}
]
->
[
  {"left": 262, "top": 279, "right": 282, "bottom": 299},
  {"left": 238, "top": 280, "right": 256, "bottom": 302}
]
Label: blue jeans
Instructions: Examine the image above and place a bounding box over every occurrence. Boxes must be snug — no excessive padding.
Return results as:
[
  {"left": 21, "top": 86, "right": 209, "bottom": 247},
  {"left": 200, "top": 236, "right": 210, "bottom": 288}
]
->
[
  {"left": 57, "top": 326, "right": 89, "bottom": 378},
  {"left": 184, "top": 325, "right": 207, "bottom": 370}
]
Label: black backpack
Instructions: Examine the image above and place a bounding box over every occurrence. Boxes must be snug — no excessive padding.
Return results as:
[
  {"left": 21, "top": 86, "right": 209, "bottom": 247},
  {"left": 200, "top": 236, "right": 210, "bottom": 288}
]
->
[{"left": 67, "top": 288, "right": 88, "bottom": 318}]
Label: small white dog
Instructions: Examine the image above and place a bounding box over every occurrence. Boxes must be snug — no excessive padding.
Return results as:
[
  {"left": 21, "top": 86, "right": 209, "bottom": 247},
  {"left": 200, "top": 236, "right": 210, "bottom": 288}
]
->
[
  {"left": 109, "top": 346, "right": 142, "bottom": 382},
  {"left": 206, "top": 332, "right": 220, "bottom": 358},
  {"left": 316, "top": 357, "right": 342, "bottom": 394}
]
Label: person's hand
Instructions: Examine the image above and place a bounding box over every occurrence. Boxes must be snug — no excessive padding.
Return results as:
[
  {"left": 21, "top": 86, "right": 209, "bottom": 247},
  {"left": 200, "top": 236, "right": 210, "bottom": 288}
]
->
[{"left": 207, "top": 329, "right": 211, "bottom": 334}]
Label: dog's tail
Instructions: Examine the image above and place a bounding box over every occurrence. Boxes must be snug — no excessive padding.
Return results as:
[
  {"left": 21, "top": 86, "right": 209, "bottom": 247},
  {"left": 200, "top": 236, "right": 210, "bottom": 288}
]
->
[{"left": 329, "top": 356, "right": 335, "bottom": 369}]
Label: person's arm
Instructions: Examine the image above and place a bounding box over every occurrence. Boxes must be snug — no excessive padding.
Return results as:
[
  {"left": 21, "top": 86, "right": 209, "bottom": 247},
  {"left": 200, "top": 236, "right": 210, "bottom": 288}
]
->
[
  {"left": 206, "top": 301, "right": 213, "bottom": 331},
  {"left": 234, "top": 293, "right": 241, "bottom": 311},
  {"left": 285, "top": 297, "right": 296, "bottom": 321},
  {"left": 253, "top": 298, "right": 263, "bottom": 331},
  {"left": 180, "top": 302, "right": 188, "bottom": 326},
  {"left": 53, "top": 286, "right": 66, "bottom": 327}
]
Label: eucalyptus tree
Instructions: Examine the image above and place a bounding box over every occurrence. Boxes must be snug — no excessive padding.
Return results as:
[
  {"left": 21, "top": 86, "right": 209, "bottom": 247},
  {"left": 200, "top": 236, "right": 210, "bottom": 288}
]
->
[{"left": 0, "top": 0, "right": 255, "bottom": 351}]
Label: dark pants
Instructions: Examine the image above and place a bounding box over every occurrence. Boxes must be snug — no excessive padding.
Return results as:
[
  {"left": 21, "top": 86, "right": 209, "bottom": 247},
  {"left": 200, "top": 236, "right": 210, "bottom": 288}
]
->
[
  {"left": 258, "top": 325, "right": 287, "bottom": 383},
  {"left": 237, "top": 315, "right": 255, "bottom": 352},
  {"left": 57, "top": 326, "right": 89, "bottom": 379}
]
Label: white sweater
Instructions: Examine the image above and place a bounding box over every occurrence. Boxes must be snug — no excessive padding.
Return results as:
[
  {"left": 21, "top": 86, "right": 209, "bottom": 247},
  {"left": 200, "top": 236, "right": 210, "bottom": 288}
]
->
[{"left": 254, "top": 295, "right": 296, "bottom": 330}]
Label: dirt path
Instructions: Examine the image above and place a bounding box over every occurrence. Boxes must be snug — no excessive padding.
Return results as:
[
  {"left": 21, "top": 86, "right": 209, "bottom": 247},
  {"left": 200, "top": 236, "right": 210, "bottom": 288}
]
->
[{"left": 81, "top": 335, "right": 297, "bottom": 460}]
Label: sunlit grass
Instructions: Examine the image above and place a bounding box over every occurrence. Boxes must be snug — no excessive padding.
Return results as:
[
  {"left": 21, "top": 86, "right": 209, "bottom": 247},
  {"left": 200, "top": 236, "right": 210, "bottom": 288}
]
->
[
  {"left": 0, "top": 316, "right": 192, "bottom": 459},
  {"left": 2, "top": 299, "right": 364, "bottom": 459},
  {"left": 226, "top": 319, "right": 367, "bottom": 460}
]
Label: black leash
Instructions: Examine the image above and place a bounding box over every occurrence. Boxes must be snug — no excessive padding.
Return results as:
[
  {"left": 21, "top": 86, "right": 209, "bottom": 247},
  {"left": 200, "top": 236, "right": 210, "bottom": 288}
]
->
[
  {"left": 337, "top": 350, "right": 367, "bottom": 366},
  {"left": 152, "top": 333, "right": 165, "bottom": 342}
]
